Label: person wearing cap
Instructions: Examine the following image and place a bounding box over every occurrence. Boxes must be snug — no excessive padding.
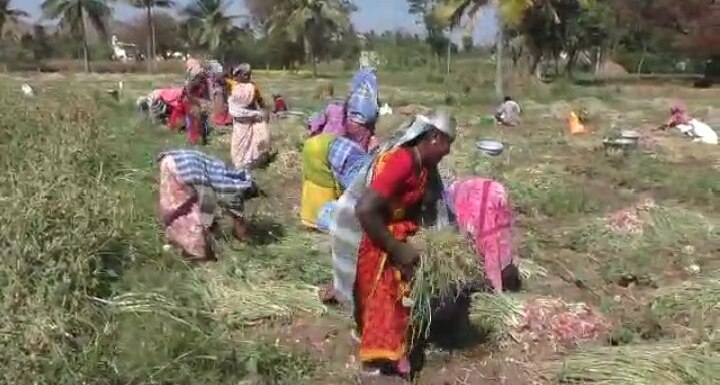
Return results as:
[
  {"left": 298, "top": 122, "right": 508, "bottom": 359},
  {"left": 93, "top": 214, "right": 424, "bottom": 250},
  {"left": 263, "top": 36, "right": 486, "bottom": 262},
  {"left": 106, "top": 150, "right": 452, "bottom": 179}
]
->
[
  {"left": 329, "top": 110, "right": 456, "bottom": 379},
  {"left": 228, "top": 63, "right": 274, "bottom": 168}
]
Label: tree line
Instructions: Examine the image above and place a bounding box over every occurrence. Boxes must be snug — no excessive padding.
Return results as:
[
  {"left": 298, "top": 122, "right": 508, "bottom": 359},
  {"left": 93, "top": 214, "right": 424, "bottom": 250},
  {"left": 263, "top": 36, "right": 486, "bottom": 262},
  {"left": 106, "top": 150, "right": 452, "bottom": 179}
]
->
[{"left": 0, "top": 0, "right": 717, "bottom": 78}]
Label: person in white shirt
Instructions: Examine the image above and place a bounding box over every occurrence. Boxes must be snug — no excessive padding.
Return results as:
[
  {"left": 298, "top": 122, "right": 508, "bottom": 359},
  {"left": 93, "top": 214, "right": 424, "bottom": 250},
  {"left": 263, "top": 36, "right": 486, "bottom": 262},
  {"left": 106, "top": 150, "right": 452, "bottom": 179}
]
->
[{"left": 495, "top": 96, "right": 521, "bottom": 126}]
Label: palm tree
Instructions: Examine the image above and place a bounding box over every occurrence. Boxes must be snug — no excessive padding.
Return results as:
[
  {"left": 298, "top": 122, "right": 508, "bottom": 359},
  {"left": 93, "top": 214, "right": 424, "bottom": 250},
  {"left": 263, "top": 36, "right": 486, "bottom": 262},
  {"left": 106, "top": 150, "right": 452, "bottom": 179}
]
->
[
  {"left": 182, "top": 0, "right": 240, "bottom": 58},
  {"left": 0, "top": 0, "right": 29, "bottom": 40},
  {"left": 42, "top": 0, "right": 113, "bottom": 72},
  {"left": 432, "top": 0, "right": 533, "bottom": 98},
  {"left": 269, "top": 0, "right": 353, "bottom": 77},
  {"left": 127, "top": 0, "right": 175, "bottom": 66}
]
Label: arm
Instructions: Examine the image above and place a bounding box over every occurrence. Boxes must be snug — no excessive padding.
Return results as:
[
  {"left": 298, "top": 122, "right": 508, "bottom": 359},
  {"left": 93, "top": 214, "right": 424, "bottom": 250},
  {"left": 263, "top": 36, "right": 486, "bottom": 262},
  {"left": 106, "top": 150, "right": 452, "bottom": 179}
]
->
[
  {"left": 356, "top": 191, "right": 403, "bottom": 258},
  {"left": 356, "top": 149, "right": 418, "bottom": 266}
]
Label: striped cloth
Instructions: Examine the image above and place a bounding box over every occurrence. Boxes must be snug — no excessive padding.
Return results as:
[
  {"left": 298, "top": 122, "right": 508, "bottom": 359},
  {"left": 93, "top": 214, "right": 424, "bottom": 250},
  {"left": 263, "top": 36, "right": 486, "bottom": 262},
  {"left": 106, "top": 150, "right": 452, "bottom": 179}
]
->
[
  {"left": 346, "top": 68, "right": 378, "bottom": 125},
  {"left": 328, "top": 136, "right": 371, "bottom": 189},
  {"left": 158, "top": 150, "right": 254, "bottom": 214}
]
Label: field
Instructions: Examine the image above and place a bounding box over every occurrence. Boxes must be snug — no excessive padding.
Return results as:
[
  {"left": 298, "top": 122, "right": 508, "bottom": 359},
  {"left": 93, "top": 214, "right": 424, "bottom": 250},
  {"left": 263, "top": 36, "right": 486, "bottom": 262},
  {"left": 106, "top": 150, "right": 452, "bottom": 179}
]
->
[{"left": 1, "top": 68, "right": 719, "bottom": 384}]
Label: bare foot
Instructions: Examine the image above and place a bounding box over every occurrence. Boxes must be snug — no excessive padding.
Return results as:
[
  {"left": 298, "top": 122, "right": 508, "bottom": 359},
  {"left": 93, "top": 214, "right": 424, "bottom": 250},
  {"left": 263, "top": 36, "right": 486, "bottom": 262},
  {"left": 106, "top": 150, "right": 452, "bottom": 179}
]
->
[{"left": 232, "top": 220, "right": 248, "bottom": 241}]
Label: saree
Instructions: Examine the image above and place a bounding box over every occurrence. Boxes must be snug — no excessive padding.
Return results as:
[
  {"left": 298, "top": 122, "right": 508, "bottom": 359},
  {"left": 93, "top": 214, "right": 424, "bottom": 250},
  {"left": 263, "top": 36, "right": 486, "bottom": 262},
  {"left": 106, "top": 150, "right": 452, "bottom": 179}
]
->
[
  {"left": 355, "top": 148, "right": 427, "bottom": 363},
  {"left": 345, "top": 120, "right": 375, "bottom": 151},
  {"left": 300, "top": 133, "right": 340, "bottom": 228},
  {"left": 229, "top": 82, "right": 270, "bottom": 167},
  {"left": 312, "top": 137, "right": 372, "bottom": 232},
  {"left": 330, "top": 115, "right": 454, "bottom": 372},
  {"left": 231, "top": 120, "right": 270, "bottom": 167},
  {"left": 447, "top": 178, "right": 515, "bottom": 292},
  {"left": 307, "top": 100, "right": 347, "bottom": 137},
  {"left": 331, "top": 116, "right": 454, "bottom": 310},
  {"left": 159, "top": 156, "right": 207, "bottom": 259},
  {"left": 158, "top": 150, "right": 255, "bottom": 259}
]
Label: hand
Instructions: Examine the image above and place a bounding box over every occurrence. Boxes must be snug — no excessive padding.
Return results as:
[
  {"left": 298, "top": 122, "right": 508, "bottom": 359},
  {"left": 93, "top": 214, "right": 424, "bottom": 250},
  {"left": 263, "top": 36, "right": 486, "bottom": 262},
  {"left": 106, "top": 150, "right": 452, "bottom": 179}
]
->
[
  {"left": 399, "top": 263, "right": 415, "bottom": 282},
  {"left": 244, "top": 181, "right": 261, "bottom": 199},
  {"left": 391, "top": 242, "right": 419, "bottom": 266}
]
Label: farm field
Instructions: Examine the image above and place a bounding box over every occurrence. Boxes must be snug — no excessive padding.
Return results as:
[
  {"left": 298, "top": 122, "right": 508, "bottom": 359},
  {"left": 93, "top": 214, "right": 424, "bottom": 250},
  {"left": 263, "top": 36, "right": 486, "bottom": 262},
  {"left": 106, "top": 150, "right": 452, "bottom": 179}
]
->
[{"left": 1, "top": 70, "right": 719, "bottom": 385}]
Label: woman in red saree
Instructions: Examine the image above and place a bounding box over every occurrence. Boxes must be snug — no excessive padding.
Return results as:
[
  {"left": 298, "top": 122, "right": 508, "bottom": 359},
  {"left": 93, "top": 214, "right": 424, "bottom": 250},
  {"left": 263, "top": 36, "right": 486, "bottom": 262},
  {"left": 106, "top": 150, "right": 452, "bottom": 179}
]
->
[
  {"left": 353, "top": 111, "right": 456, "bottom": 378},
  {"left": 168, "top": 69, "right": 210, "bottom": 145}
]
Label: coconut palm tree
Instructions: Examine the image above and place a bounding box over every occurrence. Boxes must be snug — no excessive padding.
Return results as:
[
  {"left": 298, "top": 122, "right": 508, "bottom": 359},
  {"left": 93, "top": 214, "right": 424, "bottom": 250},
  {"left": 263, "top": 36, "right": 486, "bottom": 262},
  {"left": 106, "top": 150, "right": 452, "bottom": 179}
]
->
[
  {"left": 269, "top": 0, "right": 354, "bottom": 77},
  {"left": 127, "top": 0, "right": 175, "bottom": 65},
  {"left": 432, "top": 0, "right": 533, "bottom": 98},
  {"left": 42, "top": 0, "right": 113, "bottom": 72},
  {"left": 0, "top": 0, "right": 29, "bottom": 40},
  {"left": 183, "top": 0, "right": 241, "bottom": 58}
]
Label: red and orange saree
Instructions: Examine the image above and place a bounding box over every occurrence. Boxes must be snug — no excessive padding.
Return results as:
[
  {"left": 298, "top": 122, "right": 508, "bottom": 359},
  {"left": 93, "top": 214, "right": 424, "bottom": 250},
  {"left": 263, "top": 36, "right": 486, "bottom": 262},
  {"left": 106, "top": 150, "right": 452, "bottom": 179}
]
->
[{"left": 354, "top": 147, "right": 428, "bottom": 369}]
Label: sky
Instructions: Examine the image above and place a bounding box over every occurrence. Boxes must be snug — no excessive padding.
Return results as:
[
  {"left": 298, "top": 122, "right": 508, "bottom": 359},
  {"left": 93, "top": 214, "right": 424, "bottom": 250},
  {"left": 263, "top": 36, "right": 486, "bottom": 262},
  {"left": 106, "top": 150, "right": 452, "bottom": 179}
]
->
[{"left": 18, "top": 0, "right": 497, "bottom": 45}]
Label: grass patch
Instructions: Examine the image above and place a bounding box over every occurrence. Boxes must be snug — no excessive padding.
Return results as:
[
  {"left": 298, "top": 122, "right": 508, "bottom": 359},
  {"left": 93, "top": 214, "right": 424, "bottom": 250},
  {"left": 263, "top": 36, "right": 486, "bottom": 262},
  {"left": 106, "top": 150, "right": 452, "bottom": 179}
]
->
[
  {"left": 564, "top": 205, "right": 719, "bottom": 285},
  {"left": 543, "top": 342, "right": 720, "bottom": 384}
]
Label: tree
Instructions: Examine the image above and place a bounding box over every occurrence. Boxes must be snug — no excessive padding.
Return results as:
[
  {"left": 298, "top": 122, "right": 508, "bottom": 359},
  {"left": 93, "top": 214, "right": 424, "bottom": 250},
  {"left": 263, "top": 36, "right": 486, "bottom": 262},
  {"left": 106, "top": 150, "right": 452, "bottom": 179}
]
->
[
  {"left": 0, "top": 0, "right": 29, "bottom": 40},
  {"left": 676, "top": 3, "right": 720, "bottom": 55},
  {"left": 182, "top": 0, "right": 239, "bottom": 58},
  {"left": 42, "top": 0, "right": 113, "bottom": 72},
  {"left": 126, "top": 0, "right": 175, "bottom": 68},
  {"left": 30, "top": 25, "right": 55, "bottom": 60},
  {"left": 119, "top": 12, "right": 181, "bottom": 57},
  {"left": 408, "top": 0, "right": 451, "bottom": 72},
  {"left": 268, "top": 0, "right": 355, "bottom": 77},
  {"left": 431, "top": 0, "right": 533, "bottom": 98},
  {"left": 245, "top": 0, "right": 275, "bottom": 23}
]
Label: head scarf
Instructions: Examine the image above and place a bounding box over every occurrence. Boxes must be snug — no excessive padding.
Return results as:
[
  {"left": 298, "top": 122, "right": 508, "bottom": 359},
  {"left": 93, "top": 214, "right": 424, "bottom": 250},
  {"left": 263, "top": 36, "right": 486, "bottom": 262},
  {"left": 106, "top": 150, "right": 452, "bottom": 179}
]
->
[
  {"left": 233, "top": 63, "right": 252, "bottom": 82},
  {"left": 670, "top": 100, "right": 690, "bottom": 125},
  {"left": 369, "top": 109, "right": 456, "bottom": 156}
]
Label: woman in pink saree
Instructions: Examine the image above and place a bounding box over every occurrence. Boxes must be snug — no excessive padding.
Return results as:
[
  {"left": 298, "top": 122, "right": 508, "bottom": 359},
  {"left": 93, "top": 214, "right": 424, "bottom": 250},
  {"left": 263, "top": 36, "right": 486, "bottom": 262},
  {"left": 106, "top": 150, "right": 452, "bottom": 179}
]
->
[{"left": 446, "top": 178, "right": 521, "bottom": 292}]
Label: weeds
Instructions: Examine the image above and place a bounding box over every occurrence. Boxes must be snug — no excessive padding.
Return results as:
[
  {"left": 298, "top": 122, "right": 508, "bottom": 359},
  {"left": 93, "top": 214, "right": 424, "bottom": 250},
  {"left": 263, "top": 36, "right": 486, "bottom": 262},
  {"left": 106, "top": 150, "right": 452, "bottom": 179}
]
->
[
  {"left": 2, "top": 70, "right": 719, "bottom": 384},
  {"left": 0, "top": 81, "right": 317, "bottom": 384}
]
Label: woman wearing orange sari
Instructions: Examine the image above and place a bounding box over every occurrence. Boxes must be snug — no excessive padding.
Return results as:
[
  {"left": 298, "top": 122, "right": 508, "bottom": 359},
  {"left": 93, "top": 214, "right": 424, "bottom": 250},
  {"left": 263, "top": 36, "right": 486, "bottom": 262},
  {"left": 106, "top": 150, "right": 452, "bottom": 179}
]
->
[{"left": 331, "top": 110, "right": 456, "bottom": 379}]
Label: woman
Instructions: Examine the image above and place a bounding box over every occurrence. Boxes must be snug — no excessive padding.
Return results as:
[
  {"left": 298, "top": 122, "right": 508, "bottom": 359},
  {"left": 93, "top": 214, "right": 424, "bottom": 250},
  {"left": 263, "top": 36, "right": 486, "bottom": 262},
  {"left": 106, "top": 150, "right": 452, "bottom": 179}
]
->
[
  {"left": 307, "top": 99, "right": 347, "bottom": 137},
  {"left": 228, "top": 64, "right": 273, "bottom": 168},
  {"left": 331, "top": 110, "right": 456, "bottom": 378},
  {"left": 300, "top": 133, "right": 371, "bottom": 230},
  {"left": 178, "top": 69, "right": 211, "bottom": 145},
  {"left": 157, "top": 149, "right": 260, "bottom": 261},
  {"left": 137, "top": 87, "right": 184, "bottom": 126},
  {"left": 207, "top": 61, "right": 232, "bottom": 128},
  {"left": 658, "top": 102, "right": 717, "bottom": 145},
  {"left": 446, "top": 177, "right": 521, "bottom": 292},
  {"left": 345, "top": 55, "right": 380, "bottom": 150}
]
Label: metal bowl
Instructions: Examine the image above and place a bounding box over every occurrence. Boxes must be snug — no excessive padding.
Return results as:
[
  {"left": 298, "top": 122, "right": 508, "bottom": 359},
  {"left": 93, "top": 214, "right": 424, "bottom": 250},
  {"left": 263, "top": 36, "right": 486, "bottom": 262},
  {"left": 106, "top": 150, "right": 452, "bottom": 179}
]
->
[
  {"left": 613, "top": 138, "right": 637, "bottom": 146},
  {"left": 620, "top": 130, "right": 641, "bottom": 140},
  {"left": 476, "top": 140, "right": 504, "bottom": 156}
]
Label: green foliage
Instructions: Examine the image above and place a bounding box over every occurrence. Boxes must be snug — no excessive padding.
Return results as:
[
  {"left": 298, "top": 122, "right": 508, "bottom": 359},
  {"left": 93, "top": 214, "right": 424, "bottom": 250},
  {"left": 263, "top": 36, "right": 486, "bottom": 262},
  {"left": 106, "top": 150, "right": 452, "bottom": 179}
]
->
[
  {"left": 182, "top": 0, "right": 237, "bottom": 56},
  {"left": 0, "top": 81, "right": 318, "bottom": 384},
  {"left": 0, "top": 0, "right": 29, "bottom": 38}
]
